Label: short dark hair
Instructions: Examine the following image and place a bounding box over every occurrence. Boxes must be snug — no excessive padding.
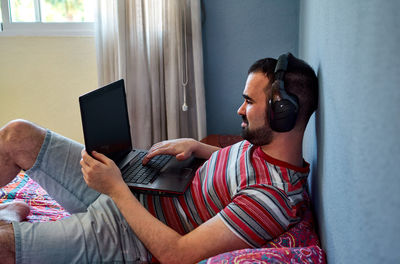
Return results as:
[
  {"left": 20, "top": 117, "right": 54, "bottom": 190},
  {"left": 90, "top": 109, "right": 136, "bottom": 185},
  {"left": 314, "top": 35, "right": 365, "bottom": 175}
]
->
[{"left": 248, "top": 54, "right": 319, "bottom": 127}]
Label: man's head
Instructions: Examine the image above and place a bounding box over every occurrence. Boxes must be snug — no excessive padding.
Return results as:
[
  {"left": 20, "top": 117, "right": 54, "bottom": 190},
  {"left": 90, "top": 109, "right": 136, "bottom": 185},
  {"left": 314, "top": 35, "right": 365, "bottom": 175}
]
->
[{"left": 238, "top": 54, "right": 318, "bottom": 146}]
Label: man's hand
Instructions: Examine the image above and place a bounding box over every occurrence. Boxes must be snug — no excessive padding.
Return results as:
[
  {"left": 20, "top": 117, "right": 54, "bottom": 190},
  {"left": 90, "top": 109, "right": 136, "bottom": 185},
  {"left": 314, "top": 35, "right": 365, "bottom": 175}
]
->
[
  {"left": 142, "top": 138, "right": 198, "bottom": 165},
  {"left": 142, "top": 138, "right": 221, "bottom": 165},
  {"left": 80, "top": 150, "right": 127, "bottom": 197}
]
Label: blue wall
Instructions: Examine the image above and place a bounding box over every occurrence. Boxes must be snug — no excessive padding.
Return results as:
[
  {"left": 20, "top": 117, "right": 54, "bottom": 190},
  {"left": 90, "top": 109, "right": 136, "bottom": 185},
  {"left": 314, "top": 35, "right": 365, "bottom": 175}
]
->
[
  {"left": 203, "top": 0, "right": 400, "bottom": 263},
  {"left": 202, "top": 0, "right": 299, "bottom": 135},
  {"left": 300, "top": 0, "right": 400, "bottom": 263}
]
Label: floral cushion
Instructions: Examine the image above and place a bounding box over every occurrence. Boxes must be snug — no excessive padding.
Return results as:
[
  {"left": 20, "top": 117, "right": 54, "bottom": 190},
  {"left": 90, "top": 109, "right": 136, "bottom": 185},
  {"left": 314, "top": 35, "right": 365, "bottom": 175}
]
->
[
  {"left": 200, "top": 246, "right": 325, "bottom": 264},
  {"left": 199, "top": 209, "right": 326, "bottom": 263},
  {"left": 0, "top": 173, "right": 70, "bottom": 222}
]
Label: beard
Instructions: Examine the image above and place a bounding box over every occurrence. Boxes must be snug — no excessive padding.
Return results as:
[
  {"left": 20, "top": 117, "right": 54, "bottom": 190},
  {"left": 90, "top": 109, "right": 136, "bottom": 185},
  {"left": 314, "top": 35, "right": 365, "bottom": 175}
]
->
[{"left": 240, "top": 115, "right": 273, "bottom": 146}]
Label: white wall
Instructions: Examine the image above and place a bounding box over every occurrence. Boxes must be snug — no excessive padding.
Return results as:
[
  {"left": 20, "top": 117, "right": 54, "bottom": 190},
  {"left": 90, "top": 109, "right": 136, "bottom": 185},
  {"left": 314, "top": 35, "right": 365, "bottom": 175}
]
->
[{"left": 0, "top": 36, "right": 98, "bottom": 143}]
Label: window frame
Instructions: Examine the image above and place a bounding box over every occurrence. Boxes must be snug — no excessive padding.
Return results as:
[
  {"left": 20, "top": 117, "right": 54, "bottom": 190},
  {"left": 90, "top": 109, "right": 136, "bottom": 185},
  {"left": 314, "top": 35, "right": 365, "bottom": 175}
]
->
[{"left": 0, "top": 0, "right": 95, "bottom": 36}]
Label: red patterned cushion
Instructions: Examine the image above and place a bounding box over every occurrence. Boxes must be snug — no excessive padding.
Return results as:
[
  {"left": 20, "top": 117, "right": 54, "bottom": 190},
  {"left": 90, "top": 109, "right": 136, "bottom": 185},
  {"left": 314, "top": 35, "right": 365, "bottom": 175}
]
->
[
  {"left": 264, "top": 209, "right": 320, "bottom": 248},
  {"left": 0, "top": 173, "right": 70, "bottom": 222},
  {"left": 199, "top": 209, "right": 326, "bottom": 263},
  {"left": 200, "top": 245, "right": 325, "bottom": 264}
]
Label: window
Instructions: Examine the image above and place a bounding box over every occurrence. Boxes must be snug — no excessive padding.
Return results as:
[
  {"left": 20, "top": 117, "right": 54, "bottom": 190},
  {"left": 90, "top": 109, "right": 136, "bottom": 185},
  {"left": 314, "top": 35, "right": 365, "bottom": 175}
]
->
[{"left": 0, "top": 0, "right": 95, "bottom": 36}]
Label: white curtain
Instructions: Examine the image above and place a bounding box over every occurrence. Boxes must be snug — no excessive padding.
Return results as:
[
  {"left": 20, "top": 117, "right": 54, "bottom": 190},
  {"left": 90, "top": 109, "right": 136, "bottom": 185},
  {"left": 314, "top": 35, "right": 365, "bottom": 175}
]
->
[{"left": 95, "top": 0, "right": 207, "bottom": 149}]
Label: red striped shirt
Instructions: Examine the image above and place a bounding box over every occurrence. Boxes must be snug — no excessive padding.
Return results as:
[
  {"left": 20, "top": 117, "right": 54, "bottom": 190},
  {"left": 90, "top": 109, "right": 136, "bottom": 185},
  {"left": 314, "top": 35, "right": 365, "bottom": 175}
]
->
[{"left": 138, "top": 140, "right": 310, "bottom": 247}]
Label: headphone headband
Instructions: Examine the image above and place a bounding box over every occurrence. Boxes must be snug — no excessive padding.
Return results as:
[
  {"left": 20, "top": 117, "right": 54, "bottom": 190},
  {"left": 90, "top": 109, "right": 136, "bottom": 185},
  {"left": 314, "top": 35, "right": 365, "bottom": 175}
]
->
[{"left": 274, "top": 53, "right": 289, "bottom": 80}]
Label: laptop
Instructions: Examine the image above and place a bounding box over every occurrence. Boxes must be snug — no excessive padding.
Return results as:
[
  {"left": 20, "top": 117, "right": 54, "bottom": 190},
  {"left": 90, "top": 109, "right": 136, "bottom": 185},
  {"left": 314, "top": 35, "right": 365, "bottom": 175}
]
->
[{"left": 79, "top": 79, "right": 204, "bottom": 196}]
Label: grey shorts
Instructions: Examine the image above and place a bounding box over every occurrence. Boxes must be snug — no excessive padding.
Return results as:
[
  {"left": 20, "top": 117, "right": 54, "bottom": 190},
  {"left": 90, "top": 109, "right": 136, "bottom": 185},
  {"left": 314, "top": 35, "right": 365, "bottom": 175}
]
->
[{"left": 12, "top": 130, "right": 151, "bottom": 263}]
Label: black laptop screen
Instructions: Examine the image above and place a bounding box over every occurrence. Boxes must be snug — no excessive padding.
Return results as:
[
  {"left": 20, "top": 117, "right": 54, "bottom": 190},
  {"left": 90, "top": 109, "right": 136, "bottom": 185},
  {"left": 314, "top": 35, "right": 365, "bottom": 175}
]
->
[{"left": 79, "top": 79, "right": 132, "bottom": 163}]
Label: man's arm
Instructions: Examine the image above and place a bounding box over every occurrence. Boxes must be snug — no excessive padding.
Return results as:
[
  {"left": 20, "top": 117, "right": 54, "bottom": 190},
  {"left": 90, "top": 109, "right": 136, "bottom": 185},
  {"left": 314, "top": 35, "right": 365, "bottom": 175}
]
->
[
  {"left": 81, "top": 150, "right": 248, "bottom": 264},
  {"left": 109, "top": 183, "right": 248, "bottom": 263},
  {"left": 142, "top": 138, "right": 220, "bottom": 165}
]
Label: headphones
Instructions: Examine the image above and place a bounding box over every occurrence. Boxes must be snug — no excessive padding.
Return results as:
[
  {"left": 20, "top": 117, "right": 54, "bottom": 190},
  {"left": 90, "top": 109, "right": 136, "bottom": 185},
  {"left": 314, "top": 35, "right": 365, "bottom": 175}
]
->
[{"left": 268, "top": 53, "right": 299, "bottom": 132}]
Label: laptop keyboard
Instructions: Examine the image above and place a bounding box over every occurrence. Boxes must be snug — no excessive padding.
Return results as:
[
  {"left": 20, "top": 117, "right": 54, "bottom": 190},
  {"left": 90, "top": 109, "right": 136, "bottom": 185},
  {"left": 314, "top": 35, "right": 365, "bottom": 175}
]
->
[{"left": 121, "top": 151, "right": 172, "bottom": 185}]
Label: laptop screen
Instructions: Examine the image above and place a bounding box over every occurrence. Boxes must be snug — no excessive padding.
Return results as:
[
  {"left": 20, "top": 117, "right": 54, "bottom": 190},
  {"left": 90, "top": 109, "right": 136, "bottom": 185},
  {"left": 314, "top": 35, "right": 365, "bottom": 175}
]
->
[{"left": 79, "top": 79, "right": 132, "bottom": 163}]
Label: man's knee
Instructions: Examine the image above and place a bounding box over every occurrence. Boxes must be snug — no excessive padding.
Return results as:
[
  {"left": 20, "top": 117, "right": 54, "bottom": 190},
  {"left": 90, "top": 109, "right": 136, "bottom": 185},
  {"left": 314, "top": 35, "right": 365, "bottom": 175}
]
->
[
  {"left": 2, "top": 119, "right": 35, "bottom": 141},
  {"left": 0, "top": 119, "right": 46, "bottom": 170}
]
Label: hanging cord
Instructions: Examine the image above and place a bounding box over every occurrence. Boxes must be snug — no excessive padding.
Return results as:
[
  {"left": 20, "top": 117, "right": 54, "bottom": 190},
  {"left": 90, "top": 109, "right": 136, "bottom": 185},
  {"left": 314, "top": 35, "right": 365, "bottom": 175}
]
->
[{"left": 180, "top": 1, "right": 189, "bottom": 112}]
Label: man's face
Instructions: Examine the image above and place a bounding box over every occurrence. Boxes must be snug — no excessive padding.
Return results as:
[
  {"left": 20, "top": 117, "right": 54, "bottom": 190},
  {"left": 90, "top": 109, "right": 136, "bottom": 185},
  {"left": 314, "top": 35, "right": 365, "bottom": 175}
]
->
[{"left": 237, "top": 72, "right": 274, "bottom": 146}]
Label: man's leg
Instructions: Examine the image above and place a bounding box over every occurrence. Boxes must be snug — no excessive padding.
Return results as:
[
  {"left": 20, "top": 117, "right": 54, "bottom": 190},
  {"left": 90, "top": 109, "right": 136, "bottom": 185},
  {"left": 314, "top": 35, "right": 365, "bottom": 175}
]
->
[
  {"left": 0, "top": 120, "right": 45, "bottom": 187},
  {"left": 0, "top": 120, "right": 151, "bottom": 263},
  {"left": 0, "top": 119, "right": 100, "bottom": 213},
  {"left": 0, "top": 120, "right": 43, "bottom": 264},
  {"left": 11, "top": 195, "right": 151, "bottom": 263},
  {"left": 0, "top": 196, "right": 152, "bottom": 264},
  {"left": 0, "top": 221, "right": 14, "bottom": 264}
]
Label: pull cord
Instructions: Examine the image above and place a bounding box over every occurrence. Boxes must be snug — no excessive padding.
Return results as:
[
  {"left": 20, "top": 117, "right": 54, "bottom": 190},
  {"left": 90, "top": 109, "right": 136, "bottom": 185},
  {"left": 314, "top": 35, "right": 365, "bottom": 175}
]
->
[{"left": 180, "top": 1, "right": 189, "bottom": 111}]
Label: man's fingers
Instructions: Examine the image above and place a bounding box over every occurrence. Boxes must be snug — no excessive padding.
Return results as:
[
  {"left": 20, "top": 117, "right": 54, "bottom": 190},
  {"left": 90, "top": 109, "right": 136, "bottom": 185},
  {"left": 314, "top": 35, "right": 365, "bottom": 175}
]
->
[
  {"left": 81, "top": 149, "right": 95, "bottom": 166},
  {"left": 81, "top": 167, "right": 87, "bottom": 178},
  {"left": 147, "top": 143, "right": 163, "bottom": 153},
  {"left": 176, "top": 151, "right": 189, "bottom": 160},
  {"left": 143, "top": 147, "right": 173, "bottom": 165},
  {"left": 92, "top": 151, "right": 109, "bottom": 164},
  {"left": 143, "top": 149, "right": 161, "bottom": 165},
  {"left": 142, "top": 156, "right": 150, "bottom": 165},
  {"left": 143, "top": 139, "right": 193, "bottom": 165}
]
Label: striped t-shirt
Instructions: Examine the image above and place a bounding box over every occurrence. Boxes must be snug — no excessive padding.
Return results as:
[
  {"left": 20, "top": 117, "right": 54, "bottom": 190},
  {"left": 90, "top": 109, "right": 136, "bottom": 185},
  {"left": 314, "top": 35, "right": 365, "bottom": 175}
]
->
[{"left": 137, "top": 140, "right": 310, "bottom": 247}]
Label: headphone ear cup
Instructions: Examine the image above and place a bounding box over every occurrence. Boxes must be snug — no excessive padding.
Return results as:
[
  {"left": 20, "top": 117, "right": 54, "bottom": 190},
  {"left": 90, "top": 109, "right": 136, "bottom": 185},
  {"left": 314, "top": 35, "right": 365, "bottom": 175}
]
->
[{"left": 269, "top": 98, "right": 298, "bottom": 132}]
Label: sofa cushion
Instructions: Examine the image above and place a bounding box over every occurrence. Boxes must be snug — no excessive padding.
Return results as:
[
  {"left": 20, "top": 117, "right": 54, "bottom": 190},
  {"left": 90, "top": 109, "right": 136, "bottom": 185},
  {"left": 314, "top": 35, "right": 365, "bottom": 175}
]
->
[{"left": 199, "top": 209, "right": 326, "bottom": 263}]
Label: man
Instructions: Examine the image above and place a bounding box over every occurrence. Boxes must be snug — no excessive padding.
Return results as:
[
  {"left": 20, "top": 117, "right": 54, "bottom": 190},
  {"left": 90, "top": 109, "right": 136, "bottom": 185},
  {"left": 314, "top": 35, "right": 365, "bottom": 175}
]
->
[{"left": 0, "top": 53, "right": 318, "bottom": 263}]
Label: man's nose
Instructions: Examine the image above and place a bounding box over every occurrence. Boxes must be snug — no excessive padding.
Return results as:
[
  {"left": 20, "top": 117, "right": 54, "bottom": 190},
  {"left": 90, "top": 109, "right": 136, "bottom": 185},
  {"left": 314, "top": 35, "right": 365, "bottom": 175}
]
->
[{"left": 237, "top": 102, "right": 246, "bottom": 115}]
